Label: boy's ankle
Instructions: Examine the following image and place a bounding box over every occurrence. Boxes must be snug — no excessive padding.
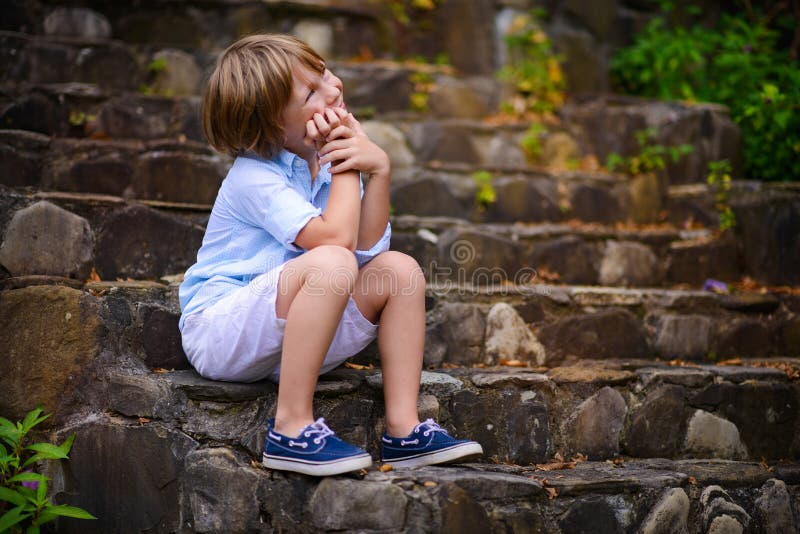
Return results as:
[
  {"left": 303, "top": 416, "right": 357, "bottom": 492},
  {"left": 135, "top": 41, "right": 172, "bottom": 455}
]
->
[
  {"left": 272, "top": 417, "right": 315, "bottom": 438},
  {"left": 385, "top": 420, "right": 421, "bottom": 439}
]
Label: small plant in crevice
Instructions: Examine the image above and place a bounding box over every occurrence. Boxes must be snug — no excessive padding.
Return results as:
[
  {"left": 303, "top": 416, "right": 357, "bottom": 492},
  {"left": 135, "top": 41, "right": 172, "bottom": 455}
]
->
[
  {"left": 519, "top": 122, "right": 547, "bottom": 163},
  {"left": 0, "top": 407, "right": 96, "bottom": 532},
  {"left": 409, "top": 70, "right": 435, "bottom": 112},
  {"left": 706, "top": 159, "right": 736, "bottom": 231},
  {"left": 498, "top": 9, "right": 565, "bottom": 118},
  {"left": 139, "top": 57, "right": 172, "bottom": 96},
  {"left": 605, "top": 128, "right": 693, "bottom": 176},
  {"left": 471, "top": 170, "right": 496, "bottom": 212}
]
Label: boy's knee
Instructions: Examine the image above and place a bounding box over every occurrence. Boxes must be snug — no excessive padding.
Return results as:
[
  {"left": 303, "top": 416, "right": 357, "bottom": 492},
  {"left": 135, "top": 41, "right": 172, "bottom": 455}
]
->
[
  {"left": 305, "top": 245, "right": 358, "bottom": 291},
  {"left": 376, "top": 251, "right": 425, "bottom": 291}
]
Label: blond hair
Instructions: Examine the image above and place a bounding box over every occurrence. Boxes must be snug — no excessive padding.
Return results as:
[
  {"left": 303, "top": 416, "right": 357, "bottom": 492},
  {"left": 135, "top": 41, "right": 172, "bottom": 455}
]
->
[{"left": 201, "top": 34, "right": 325, "bottom": 159}]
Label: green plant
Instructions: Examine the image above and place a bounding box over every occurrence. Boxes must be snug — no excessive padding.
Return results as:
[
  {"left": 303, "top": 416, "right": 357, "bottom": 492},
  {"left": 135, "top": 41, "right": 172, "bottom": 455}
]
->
[
  {"left": 386, "top": 0, "right": 440, "bottom": 26},
  {"left": 498, "top": 9, "right": 565, "bottom": 117},
  {"left": 139, "top": 58, "right": 172, "bottom": 96},
  {"left": 606, "top": 128, "right": 693, "bottom": 176},
  {"left": 519, "top": 123, "right": 547, "bottom": 162},
  {"left": 707, "top": 159, "right": 736, "bottom": 231},
  {"left": 409, "top": 70, "right": 435, "bottom": 112},
  {"left": 472, "top": 170, "right": 496, "bottom": 211},
  {"left": 610, "top": 2, "right": 800, "bottom": 181},
  {"left": 0, "top": 407, "right": 95, "bottom": 532}
]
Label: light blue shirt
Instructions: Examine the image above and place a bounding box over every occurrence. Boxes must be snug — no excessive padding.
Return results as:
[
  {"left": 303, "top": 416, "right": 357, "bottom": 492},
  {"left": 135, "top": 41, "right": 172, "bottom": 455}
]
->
[{"left": 178, "top": 149, "right": 391, "bottom": 329}]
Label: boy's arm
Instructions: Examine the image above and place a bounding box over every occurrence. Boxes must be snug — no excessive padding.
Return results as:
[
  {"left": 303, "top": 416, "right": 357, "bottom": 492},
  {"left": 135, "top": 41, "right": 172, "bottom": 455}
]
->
[
  {"left": 293, "top": 170, "right": 361, "bottom": 251},
  {"left": 319, "top": 110, "right": 390, "bottom": 250},
  {"left": 293, "top": 111, "right": 361, "bottom": 251}
]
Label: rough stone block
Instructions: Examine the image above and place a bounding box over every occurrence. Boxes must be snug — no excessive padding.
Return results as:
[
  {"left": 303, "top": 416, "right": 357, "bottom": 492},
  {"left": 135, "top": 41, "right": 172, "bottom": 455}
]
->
[
  {"left": 93, "top": 204, "right": 204, "bottom": 280},
  {"left": 139, "top": 304, "right": 190, "bottom": 370},
  {"left": 0, "top": 286, "right": 102, "bottom": 421},
  {"left": 563, "top": 386, "right": 627, "bottom": 459},
  {"left": 484, "top": 302, "right": 546, "bottom": 366},
  {"left": 538, "top": 309, "right": 649, "bottom": 362},
  {"left": 599, "top": 240, "right": 659, "bottom": 287},
  {"left": 486, "top": 177, "right": 563, "bottom": 223},
  {"left": 0, "top": 200, "right": 94, "bottom": 278},
  {"left": 715, "top": 318, "right": 772, "bottom": 358},
  {"left": 182, "top": 448, "right": 262, "bottom": 533},
  {"left": 525, "top": 235, "right": 602, "bottom": 285},
  {"left": 59, "top": 421, "right": 197, "bottom": 533},
  {"left": 362, "top": 120, "right": 415, "bottom": 176},
  {"left": 683, "top": 409, "right": 748, "bottom": 460},
  {"left": 436, "top": 228, "right": 522, "bottom": 285},
  {"left": 391, "top": 177, "right": 469, "bottom": 219},
  {"left": 639, "top": 487, "right": 690, "bottom": 534},
  {"left": 132, "top": 151, "right": 226, "bottom": 204},
  {"left": 44, "top": 7, "right": 111, "bottom": 39},
  {"left": 625, "top": 385, "right": 690, "bottom": 458},
  {"left": 451, "top": 389, "right": 550, "bottom": 464},
  {"left": 309, "top": 479, "right": 408, "bottom": 531},
  {"left": 653, "top": 314, "right": 713, "bottom": 360},
  {"left": 755, "top": 479, "right": 797, "bottom": 534},
  {"left": 568, "top": 183, "right": 624, "bottom": 224},
  {"left": 430, "top": 302, "right": 486, "bottom": 365},
  {"left": 148, "top": 48, "right": 203, "bottom": 96}
]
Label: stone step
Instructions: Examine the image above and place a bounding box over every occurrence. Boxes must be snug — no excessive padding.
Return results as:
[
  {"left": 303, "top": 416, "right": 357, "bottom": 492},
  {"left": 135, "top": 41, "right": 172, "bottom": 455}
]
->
[
  {"left": 391, "top": 214, "right": 744, "bottom": 288},
  {"left": 4, "top": 0, "right": 498, "bottom": 79},
  {"left": 48, "top": 412, "right": 800, "bottom": 532},
  {"left": 0, "top": 184, "right": 753, "bottom": 288},
  {"left": 1, "top": 275, "right": 796, "bottom": 389},
  {"left": 2, "top": 283, "right": 796, "bottom": 464}
]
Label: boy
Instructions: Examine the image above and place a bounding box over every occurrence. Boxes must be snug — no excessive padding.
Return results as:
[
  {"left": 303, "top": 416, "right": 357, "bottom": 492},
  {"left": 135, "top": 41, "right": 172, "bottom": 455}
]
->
[{"left": 179, "top": 34, "right": 482, "bottom": 476}]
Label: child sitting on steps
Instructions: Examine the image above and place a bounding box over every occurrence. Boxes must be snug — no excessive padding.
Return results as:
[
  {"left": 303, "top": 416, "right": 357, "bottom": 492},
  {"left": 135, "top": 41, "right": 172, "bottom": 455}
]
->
[{"left": 178, "top": 34, "right": 482, "bottom": 476}]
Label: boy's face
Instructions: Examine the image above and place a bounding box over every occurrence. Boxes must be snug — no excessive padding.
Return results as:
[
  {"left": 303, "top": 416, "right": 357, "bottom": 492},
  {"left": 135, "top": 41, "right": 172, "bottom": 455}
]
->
[{"left": 282, "top": 64, "right": 344, "bottom": 157}]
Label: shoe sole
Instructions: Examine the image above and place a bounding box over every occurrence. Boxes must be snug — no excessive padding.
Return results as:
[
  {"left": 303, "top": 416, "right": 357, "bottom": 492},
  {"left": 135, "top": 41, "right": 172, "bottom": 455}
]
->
[
  {"left": 262, "top": 452, "right": 372, "bottom": 476},
  {"left": 382, "top": 442, "right": 484, "bottom": 468}
]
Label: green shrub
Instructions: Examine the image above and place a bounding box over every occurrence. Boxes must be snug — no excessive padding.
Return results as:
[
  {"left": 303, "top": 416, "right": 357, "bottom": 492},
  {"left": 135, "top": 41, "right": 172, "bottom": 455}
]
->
[
  {"left": 0, "top": 407, "right": 95, "bottom": 532},
  {"left": 498, "top": 9, "right": 565, "bottom": 117},
  {"left": 611, "top": 2, "right": 800, "bottom": 181},
  {"left": 707, "top": 159, "right": 736, "bottom": 231},
  {"left": 606, "top": 128, "right": 693, "bottom": 176}
]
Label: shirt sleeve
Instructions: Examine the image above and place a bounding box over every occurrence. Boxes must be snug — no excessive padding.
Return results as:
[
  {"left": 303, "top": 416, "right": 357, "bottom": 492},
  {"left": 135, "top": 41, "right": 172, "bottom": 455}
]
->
[
  {"left": 228, "top": 161, "right": 320, "bottom": 252},
  {"left": 355, "top": 221, "right": 391, "bottom": 266}
]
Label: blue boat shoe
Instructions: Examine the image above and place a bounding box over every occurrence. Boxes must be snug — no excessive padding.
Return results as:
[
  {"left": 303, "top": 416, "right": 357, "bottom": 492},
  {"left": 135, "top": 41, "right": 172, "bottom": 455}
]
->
[
  {"left": 381, "top": 419, "right": 484, "bottom": 468},
  {"left": 263, "top": 418, "right": 372, "bottom": 476}
]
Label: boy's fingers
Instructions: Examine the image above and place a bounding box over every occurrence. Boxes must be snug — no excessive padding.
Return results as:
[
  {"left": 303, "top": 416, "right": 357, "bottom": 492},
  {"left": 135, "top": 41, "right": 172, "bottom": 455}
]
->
[
  {"left": 313, "top": 113, "right": 331, "bottom": 138},
  {"left": 327, "top": 125, "right": 353, "bottom": 140},
  {"left": 324, "top": 108, "right": 340, "bottom": 128},
  {"left": 306, "top": 119, "right": 321, "bottom": 141}
]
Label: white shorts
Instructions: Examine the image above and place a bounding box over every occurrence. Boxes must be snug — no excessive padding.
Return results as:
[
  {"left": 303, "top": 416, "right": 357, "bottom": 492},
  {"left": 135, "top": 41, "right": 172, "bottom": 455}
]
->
[{"left": 180, "top": 264, "right": 378, "bottom": 383}]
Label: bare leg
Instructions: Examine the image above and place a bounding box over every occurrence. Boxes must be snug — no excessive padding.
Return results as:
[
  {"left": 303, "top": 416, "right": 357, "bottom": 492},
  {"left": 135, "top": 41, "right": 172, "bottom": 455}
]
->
[
  {"left": 352, "top": 251, "right": 426, "bottom": 437},
  {"left": 273, "top": 245, "right": 358, "bottom": 437}
]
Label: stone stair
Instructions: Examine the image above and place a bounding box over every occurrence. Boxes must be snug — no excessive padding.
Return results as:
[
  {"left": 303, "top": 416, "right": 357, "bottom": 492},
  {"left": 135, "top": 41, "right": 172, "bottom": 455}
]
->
[{"left": 2, "top": 1, "right": 799, "bottom": 533}]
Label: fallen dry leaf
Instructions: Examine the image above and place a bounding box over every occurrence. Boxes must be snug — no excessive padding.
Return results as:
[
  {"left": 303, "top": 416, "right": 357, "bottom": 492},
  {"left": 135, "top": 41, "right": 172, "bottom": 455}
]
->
[
  {"left": 535, "top": 461, "right": 577, "bottom": 471},
  {"left": 138, "top": 417, "right": 151, "bottom": 425},
  {"left": 760, "top": 457, "right": 775, "bottom": 472},
  {"left": 423, "top": 480, "right": 438, "bottom": 488},
  {"left": 687, "top": 476, "right": 697, "bottom": 485},
  {"left": 545, "top": 486, "right": 559, "bottom": 500},
  {"left": 572, "top": 453, "right": 588, "bottom": 463},
  {"left": 86, "top": 267, "right": 101, "bottom": 283},
  {"left": 343, "top": 362, "right": 373, "bottom": 370},
  {"left": 441, "top": 362, "right": 461, "bottom": 369},
  {"left": 499, "top": 359, "right": 528, "bottom": 368},
  {"left": 379, "top": 464, "right": 394, "bottom": 472},
  {"left": 152, "top": 368, "right": 170, "bottom": 374}
]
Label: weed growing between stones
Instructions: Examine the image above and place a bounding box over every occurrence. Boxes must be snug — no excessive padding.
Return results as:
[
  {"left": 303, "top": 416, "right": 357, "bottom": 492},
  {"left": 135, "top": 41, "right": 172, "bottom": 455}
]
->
[
  {"left": 409, "top": 70, "right": 434, "bottom": 112},
  {"left": 471, "top": 170, "right": 496, "bottom": 212},
  {"left": 606, "top": 127, "right": 693, "bottom": 176},
  {"left": 0, "top": 407, "right": 96, "bottom": 532},
  {"left": 497, "top": 9, "right": 565, "bottom": 118},
  {"left": 139, "top": 57, "right": 172, "bottom": 96},
  {"left": 707, "top": 159, "right": 736, "bottom": 231},
  {"left": 519, "top": 122, "right": 547, "bottom": 163}
]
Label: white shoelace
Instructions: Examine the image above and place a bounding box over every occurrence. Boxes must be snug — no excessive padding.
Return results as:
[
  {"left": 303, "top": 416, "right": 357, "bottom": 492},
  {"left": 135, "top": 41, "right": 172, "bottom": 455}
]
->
[
  {"left": 301, "top": 418, "right": 335, "bottom": 444},
  {"left": 414, "top": 419, "right": 449, "bottom": 438}
]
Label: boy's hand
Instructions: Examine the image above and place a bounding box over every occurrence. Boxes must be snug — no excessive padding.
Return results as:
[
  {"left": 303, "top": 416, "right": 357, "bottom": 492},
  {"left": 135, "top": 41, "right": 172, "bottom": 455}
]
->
[
  {"left": 318, "top": 108, "right": 390, "bottom": 179},
  {"left": 304, "top": 108, "right": 343, "bottom": 153}
]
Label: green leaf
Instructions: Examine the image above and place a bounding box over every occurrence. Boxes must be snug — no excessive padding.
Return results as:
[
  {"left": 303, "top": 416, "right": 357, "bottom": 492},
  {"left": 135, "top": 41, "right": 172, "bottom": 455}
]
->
[
  {"left": 36, "top": 504, "right": 96, "bottom": 522},
  {"left": 36, "top": 477, "right": 47, "bottom": 505},
  {"left": 0, "top": 506, "right": 31, "bottom": 533},
  {"left": 20, "top": 407, "right": 48, "bottom": 435},
  {"left": 7, "top": 471, "right": 44, "bottom": 484},
  {"left": 58, "top": 434, "right": 76, "bottom": 457},
  {"left": 0, "top": 486, "right": 28, "bottom": 507},
  {"left": 25, "top": 443, "right": 68, "bottom": 460},
  {"left": 26, "top": 524, "right": 40, "bottom": 534}
]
